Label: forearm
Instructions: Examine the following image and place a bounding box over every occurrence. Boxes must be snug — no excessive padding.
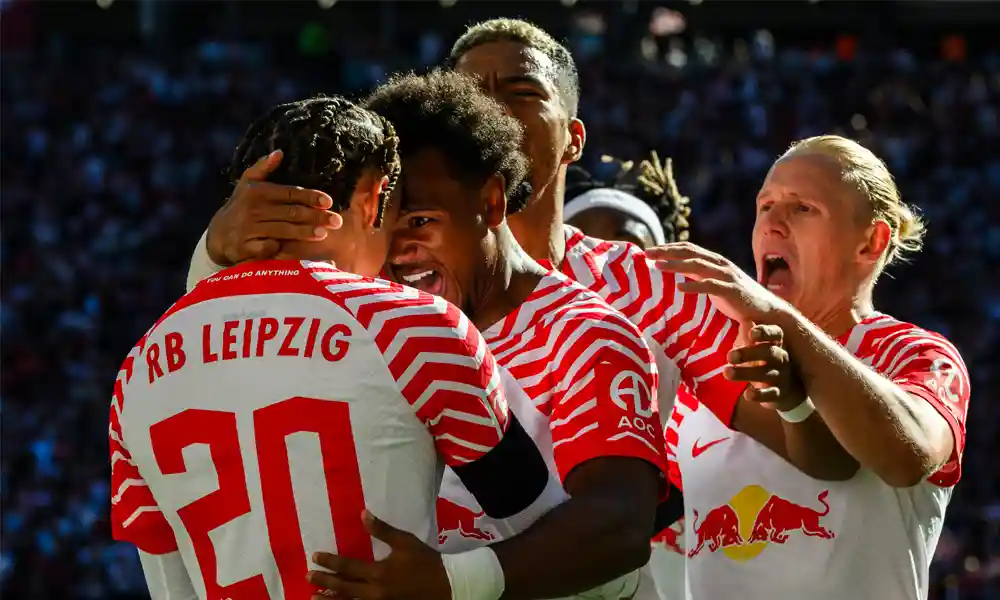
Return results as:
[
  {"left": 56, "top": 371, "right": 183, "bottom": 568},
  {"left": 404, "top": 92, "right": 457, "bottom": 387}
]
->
[
  {"left": 775, "top": 310, "right": 945, "bottom": 486},
  {"left": 733, "top": 397, "right": 858, "bottom": 481},
  {"left": 186, "top": 230, "right": 226, "bottom": 292},
  {"left": 493, "top": 458, "right": 657, "bottom": 600}
]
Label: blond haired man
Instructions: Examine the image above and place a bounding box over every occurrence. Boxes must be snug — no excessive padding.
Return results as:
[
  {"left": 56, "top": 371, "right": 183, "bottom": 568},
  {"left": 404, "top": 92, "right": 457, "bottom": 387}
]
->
[{"left": 651, "top": 135, "right": 970, "bottom": 600}]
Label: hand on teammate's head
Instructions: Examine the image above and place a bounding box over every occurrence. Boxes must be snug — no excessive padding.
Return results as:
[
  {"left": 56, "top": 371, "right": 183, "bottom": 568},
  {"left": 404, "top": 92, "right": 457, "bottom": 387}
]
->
[{"left": 206, "top": 149, "right": 341, "bottom": 266}]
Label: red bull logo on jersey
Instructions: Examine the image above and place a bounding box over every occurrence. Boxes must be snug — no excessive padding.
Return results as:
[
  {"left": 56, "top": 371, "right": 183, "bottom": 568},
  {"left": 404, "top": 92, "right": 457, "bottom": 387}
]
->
[
  {"left": 687, "top": 485, "right": 835, "bottom": 561},
  {"left": 437, "top": 498, "right": 496, "bottom": 545}
]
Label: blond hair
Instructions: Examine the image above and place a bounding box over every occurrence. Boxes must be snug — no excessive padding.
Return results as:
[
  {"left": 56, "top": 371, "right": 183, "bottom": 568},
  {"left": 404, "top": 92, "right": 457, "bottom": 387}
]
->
[{"left": 781, "top": 135, "right": 926, "bottom": 270}]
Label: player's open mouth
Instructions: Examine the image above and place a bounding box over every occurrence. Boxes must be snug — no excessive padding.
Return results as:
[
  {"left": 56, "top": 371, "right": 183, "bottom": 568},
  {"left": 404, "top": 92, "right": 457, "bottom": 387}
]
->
[
  {"left": 761, "top": 254, "right": 792, "bottom": 292},
  {"left": 398, "top": 268, "right": 445, "bottom": 297}
]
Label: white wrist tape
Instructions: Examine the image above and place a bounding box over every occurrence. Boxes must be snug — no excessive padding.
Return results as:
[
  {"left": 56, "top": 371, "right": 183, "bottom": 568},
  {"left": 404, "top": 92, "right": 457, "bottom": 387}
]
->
[
  {"left": 778, "top": 398, "right": 817, "bottom": 423},
  {"left": 441, "top": 546, "right": 505, "bottom": 600}
]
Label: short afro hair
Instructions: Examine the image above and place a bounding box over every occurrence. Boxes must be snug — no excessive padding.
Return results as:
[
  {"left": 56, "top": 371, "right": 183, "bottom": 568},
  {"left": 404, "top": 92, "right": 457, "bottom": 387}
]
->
[
  {"left": 363, "top": 70, "right": 532, "bottom": 213},
  {"left": 229, "top": 95, "right": 400, "bottom": 226},
  {"left": 448, "top": 18, "right": 580, "bottom": 117}
]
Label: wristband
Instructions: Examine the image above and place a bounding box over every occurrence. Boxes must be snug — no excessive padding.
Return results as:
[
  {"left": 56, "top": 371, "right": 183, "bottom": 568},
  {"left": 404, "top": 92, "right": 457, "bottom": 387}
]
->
[
  {"left": 777, "top": 398, "right": 817, "bottom": 423},
  {"left": 441, "top": 546, "right": 505, "bottom": 600}
]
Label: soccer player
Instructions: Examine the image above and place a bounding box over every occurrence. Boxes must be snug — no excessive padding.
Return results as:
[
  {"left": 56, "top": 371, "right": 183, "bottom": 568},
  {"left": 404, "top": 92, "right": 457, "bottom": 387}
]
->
[
  {"left": 300, "top": 70, "right": 668, "bottom": 600},
  {"left": 109, "top": 96, "right": 552, "bottom": 600},
  {"left": 182, "top": 17, "right": 766, "bottom": 598},
  {"left": 186, "top": 16, "right": 748, "bottom": 495},
  {"left": 653, "top": 135, "right": 971, "bottom": 600},
  {"left": 563, "top": 153, "right": 691, "bottom": 250},
  {"left": 562, "top": 153, "right": 692, "bottom": 600}
]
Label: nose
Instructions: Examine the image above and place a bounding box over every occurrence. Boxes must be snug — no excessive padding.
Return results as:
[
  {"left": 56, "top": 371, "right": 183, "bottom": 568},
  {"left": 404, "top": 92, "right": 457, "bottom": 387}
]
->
[
  {"left": 387, "top": 228, "right": 423, "bottom": 264},
  {"left": 758, "top": 204, "right": 790, "bottom": 239}
]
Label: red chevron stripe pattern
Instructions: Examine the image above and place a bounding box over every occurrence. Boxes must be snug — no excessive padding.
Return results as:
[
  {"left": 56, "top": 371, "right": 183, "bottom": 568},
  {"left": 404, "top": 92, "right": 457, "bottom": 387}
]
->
[
  {"left": 304, "top": 265, "right": 509, "bottom": 465},
  {"left": 559, "top": 227, "right": 746, "bottom": 423},
  {"left": 484, "top": 272, "right": 667, "bottom": 483},
  {"left": 663, "top": 313, "right": 971, "bottom": 490},
  {"left": 109, "top": 260, "right": 509, "bottom": 553}
]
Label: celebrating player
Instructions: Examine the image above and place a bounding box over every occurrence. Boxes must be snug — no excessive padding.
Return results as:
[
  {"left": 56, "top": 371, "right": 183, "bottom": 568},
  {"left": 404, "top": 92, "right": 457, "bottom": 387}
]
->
[
  {"left": 653, "top": 135, "right": 970, "bottom": 600},
  {"left": 562, "top": 153, "right": 692, "bottom": 600},
  {"left": 294, "top": 70, "right": 667, "bottom": 600},
  {"left": 187, "top": 16, "right": 748, "bottom": 484},
  {"left": 563, "top": 153, "right": 691, "bottom": 250},
  {"left": 109, "top": 96, "right": 553, "bottom": 600}
]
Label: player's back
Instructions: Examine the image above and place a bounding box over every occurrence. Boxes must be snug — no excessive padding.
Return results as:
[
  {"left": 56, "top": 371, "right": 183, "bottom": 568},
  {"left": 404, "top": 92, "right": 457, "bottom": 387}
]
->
[{"left": 111, "top": 260, "right": 512, "bottom": 600}]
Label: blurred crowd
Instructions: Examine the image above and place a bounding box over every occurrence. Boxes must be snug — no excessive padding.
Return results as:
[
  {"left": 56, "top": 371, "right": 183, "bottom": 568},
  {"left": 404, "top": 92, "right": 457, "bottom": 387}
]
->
[{"left": 2, "top": 8, "right": 999, "bottom": 600}]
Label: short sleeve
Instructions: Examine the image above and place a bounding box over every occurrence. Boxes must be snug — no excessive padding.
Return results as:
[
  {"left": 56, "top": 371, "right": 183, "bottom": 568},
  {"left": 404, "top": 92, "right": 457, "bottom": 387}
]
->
[
  {"left": 384, "top": 300, "right": 511, "bottom": 467},
  {"left": 887, "top": 340, "right": 970, "bottom": 487},
  {"left": 547, "top": 323, "right": 668, "bottom": 484},
  {"left": 110, "top": 377, "right": 179, "bottom": 555}
]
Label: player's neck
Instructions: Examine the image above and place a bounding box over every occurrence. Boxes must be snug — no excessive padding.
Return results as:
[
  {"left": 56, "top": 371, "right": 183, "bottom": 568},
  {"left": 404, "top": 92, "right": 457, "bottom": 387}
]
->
[
  {"left": 467, "top": 226, "right": 547, "bottom": 331},
  {"left": 804, "top": 286, "right": 876, "bottom": 338},
  {"left": 507, "top": 178, "right": 567, "bottom": 268}
]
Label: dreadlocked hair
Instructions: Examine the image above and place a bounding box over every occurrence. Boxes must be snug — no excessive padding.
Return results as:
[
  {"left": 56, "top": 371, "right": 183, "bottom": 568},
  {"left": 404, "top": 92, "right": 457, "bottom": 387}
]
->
[
  {"left": 565, "top": 152, "right": 691, "bottom": 242},
  {"left": 363, "top": 70, "right": 532, "bottom": 213},
  {"left": 229, "top": 95, "right": 400, "bottom": 226}
]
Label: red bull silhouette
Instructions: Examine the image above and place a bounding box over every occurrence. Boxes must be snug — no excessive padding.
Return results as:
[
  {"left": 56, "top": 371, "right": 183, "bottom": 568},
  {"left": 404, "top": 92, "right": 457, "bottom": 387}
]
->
[
  {"left": 687, "top": 505, "right": 742, "bottom": 557},
  {"left": 651, "top": 521, "right": 684, "bottom": 555},
  {"left": 436, "top": 498, "right": 495, "bottom": 545},
  {"left": 748, "top": 490, "right": 835, "bottom": 544}
]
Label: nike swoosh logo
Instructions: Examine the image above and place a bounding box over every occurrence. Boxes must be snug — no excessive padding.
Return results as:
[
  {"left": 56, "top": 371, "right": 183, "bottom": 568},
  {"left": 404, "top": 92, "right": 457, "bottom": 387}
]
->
[{"left": 692, "top": 436, "right": 730, "bottom": 458}]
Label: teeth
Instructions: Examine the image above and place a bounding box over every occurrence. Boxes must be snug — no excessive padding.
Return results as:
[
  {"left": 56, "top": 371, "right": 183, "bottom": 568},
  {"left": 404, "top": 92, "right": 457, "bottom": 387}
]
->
[
  {"left": 767, "top": 284, "right": 785, "bottom": 290},
  {"left": 402, "top": 270, "right": 433, "bottom": 283}
]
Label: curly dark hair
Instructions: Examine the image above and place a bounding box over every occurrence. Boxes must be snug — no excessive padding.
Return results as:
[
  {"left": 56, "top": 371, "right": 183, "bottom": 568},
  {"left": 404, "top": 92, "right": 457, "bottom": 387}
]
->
[
  {"left": 448, "top": 18, "right": 580, "bottom": 118},
  {"left": 363, "top": 70, "right": 532, "bottom": 213},
  {"left": 229, "top": 95, "right": 400, "bottom": 226},
  {"left": 566, "top": 152, "right": 691, "bottom": 242}
]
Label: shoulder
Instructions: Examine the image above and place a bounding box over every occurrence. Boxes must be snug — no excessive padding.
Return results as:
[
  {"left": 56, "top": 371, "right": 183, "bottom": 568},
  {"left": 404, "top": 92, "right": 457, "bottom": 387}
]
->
[
  {"left": 307, "top": 266, "right": 468, "bottom": 335},
  {"left": 845, "top": 314, "right": 968, "bottom": 378}
]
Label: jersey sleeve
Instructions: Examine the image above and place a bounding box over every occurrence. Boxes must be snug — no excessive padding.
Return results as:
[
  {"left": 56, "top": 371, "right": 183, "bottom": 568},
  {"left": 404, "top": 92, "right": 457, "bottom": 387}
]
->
[
  {"left": 603, "top": 247, "right": 746, "bottom": 428},
  {"left": 110, "top": 346, "right": 180, "bottom": 555},
  {"left": 878, "top": 332, "right": 971, "bottom": 487},
  {"left": 372, "top": 294, "right": 548, "bottom": 518},
  {"left": 186, "top": 230, "right": 226, "bottom": 293},
  {"left": 546, "top": 313, "right": 669, "bottom": 484}
]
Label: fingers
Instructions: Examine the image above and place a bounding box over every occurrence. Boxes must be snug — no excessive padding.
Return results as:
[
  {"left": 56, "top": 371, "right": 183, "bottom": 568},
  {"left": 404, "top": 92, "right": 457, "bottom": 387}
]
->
[
  {"left": 676, "top": 278, "right": 734, "bottom": 296},
  {"left": 645, "top": 242, "right": 727, "bottom": 265},
  {"left": 749, "top": 324, "right": 783, "bottom": 344},
  {"left": 306, "top": 569, "right": 373, "bottom": 599},
  {"left": 744, "top": 386, "right": 782, "bottom": 404},
  {"left": 244, "top": 180, "right": 334, "bottom": 210},
  {"left": 725, "top": 364, "right": 783, "bottom": 385},
  {"left": 241, "top": 150, "right": 284, "bottom": 182},
  {"left": 729, "top": 342, "right": 787, "bottom": 366},
  {"left": 362, "top": 510, "right": 408, "bottom": 546},
  {"left": 312, "top": 551, "right": 381, "bottom": 582},
  {"left": 655, "top": 258, "right": 729, "bottom": 282}
]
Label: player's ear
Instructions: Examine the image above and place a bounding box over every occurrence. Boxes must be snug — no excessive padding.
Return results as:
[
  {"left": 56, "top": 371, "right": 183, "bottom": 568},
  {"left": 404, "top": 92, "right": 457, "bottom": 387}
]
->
[
  {"left": 561, "top": 118, "right": 586, "bottom": 164},
  {"left": 358, "top": 172, "right": 389, "bottom": 230},
  {"left": 481, "top": 174, "right": 507, "bottom": 229},
  {"left": 858, "top": 219, "right": 891, "bottom": 266}
]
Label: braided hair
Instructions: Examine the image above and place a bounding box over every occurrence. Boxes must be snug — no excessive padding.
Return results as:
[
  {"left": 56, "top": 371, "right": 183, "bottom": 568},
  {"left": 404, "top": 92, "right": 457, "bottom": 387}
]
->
[
  {"left": 565, "top": 151, "right": 691, "bottom": 242},
  {"left": 229, "top": 95, "right": 401, "bottom": 226}
]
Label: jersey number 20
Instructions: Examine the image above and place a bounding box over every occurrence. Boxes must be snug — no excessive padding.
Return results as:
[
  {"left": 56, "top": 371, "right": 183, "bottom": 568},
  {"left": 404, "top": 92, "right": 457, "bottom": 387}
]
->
[{"left": 149, "top": 397, "right": 369, "bottom": 599}]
